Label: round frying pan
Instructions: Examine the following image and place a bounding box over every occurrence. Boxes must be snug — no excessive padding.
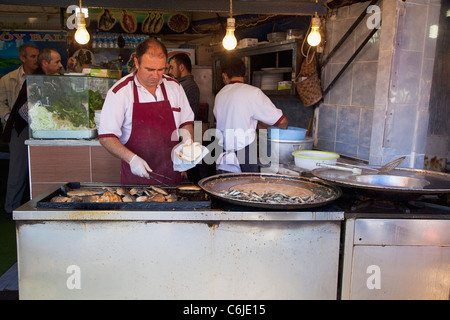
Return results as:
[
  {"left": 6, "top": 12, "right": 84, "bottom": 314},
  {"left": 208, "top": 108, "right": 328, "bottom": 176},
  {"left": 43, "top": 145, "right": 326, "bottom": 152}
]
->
[
  {"left": 311, "top": 167, "right": 450, "bottom": 194},
  {"left": 198, "top": 172, "right": 342, "bottom": 210}
]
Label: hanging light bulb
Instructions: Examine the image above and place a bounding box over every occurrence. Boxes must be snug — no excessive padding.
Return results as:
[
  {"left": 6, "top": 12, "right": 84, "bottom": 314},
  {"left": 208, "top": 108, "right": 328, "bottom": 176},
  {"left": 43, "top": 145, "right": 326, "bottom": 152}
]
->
[
  {"left": 307, "top": 0, "right": 321, "bottom": 47},
  {"left": 223, "top": 17, "right": 237, "bottom": 50},
  {"left": 74, "top": 0, "right": 90, "bottom": 45},
  {"left": 223, "top": 0, "right": 237, "bottom": 50},
  {"left": 75, "top": 16, "right": 90, "bottom": 45},
  {"left": 307, "top": 14, "right": 321, "bottom": 46}
]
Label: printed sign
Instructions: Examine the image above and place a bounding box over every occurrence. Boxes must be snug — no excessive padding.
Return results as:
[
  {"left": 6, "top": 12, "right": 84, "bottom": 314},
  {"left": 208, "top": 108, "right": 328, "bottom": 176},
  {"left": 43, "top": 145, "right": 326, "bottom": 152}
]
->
[{"left": 0, "top": 30, "right": 68, "bottom": 77}]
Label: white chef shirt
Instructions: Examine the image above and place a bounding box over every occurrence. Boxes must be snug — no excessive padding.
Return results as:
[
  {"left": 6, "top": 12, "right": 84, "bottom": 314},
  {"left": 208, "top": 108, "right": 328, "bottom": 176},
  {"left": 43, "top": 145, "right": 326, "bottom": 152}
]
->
[
  {"left": 213, "top": 82, "right": 285, "bottom": 172},
  {"left": 98, "top": 73, "right": 194, "bottom": 144}
]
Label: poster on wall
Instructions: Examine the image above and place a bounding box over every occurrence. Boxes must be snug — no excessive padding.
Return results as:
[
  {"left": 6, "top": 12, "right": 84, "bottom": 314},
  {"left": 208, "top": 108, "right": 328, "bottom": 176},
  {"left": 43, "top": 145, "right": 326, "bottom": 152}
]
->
[
  {"left": 87, "top": 9, "right": 191, "bottom": 34},
  {"left": 0, "top": 30, "right": 68, "bottom": 77}
]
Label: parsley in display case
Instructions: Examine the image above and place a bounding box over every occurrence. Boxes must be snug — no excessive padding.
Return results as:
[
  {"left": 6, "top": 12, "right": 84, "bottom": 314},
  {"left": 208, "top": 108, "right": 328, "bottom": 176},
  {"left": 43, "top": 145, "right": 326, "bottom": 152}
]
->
[{"left": 27, "top": 74, "right": 117, "bottom": 139}]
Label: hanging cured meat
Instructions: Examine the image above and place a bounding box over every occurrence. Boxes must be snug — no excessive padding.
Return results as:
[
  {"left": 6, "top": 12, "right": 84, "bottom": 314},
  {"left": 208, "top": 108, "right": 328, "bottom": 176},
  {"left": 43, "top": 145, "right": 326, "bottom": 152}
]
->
[
  {"left": 120, "top": 10, "right": 137, "bottom": 33},
  {"left": 142, "top": 11, "right": 165, "bottom": 34},
  {"left": 98, "top": 9, "right": 116, "bottom": 31},
  {"left": 167, "top": 13, "right": 190, "bottom": 33}
]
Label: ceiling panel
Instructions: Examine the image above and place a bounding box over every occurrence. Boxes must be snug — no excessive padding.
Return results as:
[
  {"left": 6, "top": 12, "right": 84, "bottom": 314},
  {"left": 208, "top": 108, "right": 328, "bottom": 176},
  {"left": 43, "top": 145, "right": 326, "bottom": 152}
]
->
[{"left": 0, "top": 0, "right": 328, "bottom": 15}]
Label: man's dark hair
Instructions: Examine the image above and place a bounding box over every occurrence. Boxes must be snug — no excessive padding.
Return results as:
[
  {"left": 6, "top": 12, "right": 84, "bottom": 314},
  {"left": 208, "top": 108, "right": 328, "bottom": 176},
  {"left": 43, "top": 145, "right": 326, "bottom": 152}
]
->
[
  {"left": 18, "top": 43, "right": 38, "bottom": 58},
  {"left": 221, "top": 57, "right": 245, "bottom": 78},
  {"left": 38, "top": 48, "right": 58, "bottom": 65},
  {"left": 135, "top": 37, "right": 167, "bottom": 65},
  {"left": 171, "top": 53, "right": 192, "bottom": 73}
]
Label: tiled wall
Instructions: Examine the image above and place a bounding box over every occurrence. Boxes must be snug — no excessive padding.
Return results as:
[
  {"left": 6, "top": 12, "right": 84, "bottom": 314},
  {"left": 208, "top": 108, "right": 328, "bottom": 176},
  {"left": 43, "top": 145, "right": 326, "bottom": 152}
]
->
[
  {"left": 373, "top": 0, "right": 441, "bottom": 167},
  {"left": 317, "top": 0, "right": 441, "bottom": 166},
  {"left": 318, "top": 1, "right": 380, "bottom": 160},
  {"left": 271, "top": 96, "right": 314, "bottom": 130}
]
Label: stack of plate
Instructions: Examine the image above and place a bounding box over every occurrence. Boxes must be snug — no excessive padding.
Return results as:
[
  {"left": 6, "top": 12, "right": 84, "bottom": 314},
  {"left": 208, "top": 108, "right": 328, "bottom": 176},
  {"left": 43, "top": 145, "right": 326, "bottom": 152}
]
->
[
  {"left": 94, "top": 110, "right": 101, "bottom": 128},
  {"left": 261, "top": 73, "right": 283, "bottom": 90}
]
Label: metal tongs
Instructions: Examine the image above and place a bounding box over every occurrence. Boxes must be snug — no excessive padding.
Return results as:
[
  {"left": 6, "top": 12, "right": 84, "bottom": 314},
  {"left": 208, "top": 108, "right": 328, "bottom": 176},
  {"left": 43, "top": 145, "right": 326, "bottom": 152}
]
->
[
  {"left": 317, "top": 156, "right": 406, "bottom": 175},
  {"left": 148, "top": 171, "right": 173, "bottom": 186}
]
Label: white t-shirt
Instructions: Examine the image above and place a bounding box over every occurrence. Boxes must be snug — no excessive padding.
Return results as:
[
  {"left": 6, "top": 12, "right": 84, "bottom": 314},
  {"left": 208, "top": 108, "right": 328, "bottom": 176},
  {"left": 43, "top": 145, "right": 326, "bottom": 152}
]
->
[
  {"left": 213, "top": 82, "right": 285, "bottom": 172},
  {"left": 98, "top": 73, "right": 194, "bottom": 144}
]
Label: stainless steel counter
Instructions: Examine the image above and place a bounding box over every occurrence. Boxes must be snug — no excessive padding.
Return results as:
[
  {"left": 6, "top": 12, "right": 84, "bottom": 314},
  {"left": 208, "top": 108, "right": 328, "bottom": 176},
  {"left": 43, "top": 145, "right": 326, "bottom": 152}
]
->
[
  {"left": 14, "top": 186, "right": 343, "bottom": 300},
  {"left": 14, "top": 179, "right": 450, "bottom": 300}
]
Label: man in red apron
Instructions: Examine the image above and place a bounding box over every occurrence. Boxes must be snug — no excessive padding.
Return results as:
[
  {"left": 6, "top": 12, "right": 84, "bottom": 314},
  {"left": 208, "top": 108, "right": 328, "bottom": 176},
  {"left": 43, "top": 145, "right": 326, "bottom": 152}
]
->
[{"left": 98, "top": 38, "right": 194, "bottom": 185}]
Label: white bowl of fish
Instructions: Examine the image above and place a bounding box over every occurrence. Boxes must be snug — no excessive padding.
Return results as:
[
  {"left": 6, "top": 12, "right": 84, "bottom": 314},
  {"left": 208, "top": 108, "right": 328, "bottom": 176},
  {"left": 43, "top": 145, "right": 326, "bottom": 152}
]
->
[{"left": 292, "top": 150, "right": 340, "bottom": 171}]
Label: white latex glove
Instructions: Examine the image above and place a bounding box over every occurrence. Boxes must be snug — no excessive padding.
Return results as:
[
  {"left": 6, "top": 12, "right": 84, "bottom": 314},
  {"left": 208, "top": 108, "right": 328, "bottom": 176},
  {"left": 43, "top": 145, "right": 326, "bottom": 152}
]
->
[{"left": 129, "top": 154, "right": 152, "bottom": 179}]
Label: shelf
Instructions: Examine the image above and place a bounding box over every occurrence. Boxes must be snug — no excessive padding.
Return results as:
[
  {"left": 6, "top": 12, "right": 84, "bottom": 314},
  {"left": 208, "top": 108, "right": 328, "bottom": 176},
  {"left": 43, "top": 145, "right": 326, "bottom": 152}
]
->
[
  {"left": 262, "top": 89, "right": 293, "bottom": 96},
  {"left": 256, "top": 67, "right": 292, "bottom": 73},
  {"left": 212, "top": 39, "right": 301, "bottom": 95}
]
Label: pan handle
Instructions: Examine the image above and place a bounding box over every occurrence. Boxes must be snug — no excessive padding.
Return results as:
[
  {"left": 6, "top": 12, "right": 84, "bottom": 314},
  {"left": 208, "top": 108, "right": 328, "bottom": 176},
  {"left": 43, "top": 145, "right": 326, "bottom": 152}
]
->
[{"left": 317, "top": 163, "right": 362, "bottom": 174}]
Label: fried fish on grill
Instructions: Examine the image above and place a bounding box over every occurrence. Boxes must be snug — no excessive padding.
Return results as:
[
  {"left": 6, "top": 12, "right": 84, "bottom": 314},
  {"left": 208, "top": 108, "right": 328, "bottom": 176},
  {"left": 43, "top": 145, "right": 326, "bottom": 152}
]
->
[
  {"left": 164, "top": 193, "right": 177, "bottom": 202},
  {"left": 150, "top": 185, "right": 168, "bottom": 195},
  {"left": 147, "top": 193, "right": 166, "bottom": 202},
  {"left": 88, "top": 192, "right": 122, "bottom": 202},
  {"left": 67, "top": 189, "right": 103, "bottom": 197},
  {"left": 98, "top": 191, "right": 122, "bottom": 202},
  {"left": 178, "top": 185, "right": 201, "bottom": 191},
  {"left": 50, "top": 196, "right": 71, "bottom": 202},
  {"left": 122, "top": 194, "right": 135, "bottom": 202}
]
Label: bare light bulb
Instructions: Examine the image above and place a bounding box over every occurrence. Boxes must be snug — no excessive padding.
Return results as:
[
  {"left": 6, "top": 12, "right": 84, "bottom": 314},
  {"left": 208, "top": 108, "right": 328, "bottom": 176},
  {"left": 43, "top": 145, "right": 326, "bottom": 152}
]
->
[
  {"left": 222, "top": 18, "right": 237, "bottom": 50},
  {"left": 307, "top": 16, "right": 321, "bottom": 47},
  {"left": 307, "top": 28, "right": 321, "bottom": 46},
  {"left": 74, "top": 12, "right": 90, "bottom": 45}
]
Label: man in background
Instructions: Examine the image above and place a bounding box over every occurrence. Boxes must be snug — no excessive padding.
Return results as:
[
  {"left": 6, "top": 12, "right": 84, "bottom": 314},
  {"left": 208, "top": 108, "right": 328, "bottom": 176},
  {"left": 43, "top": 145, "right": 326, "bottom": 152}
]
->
[
  {"left": 37, "top": 48, "right": 65, "bottom": 75},
  {"left": 0, "top": 43, "right": 39, "bottom": 218},
  {"left": 168, "top": 53, "right": 204, "bottom": 182},
  {"left": 168, "top": 53, "right": 200, "bottom": 118},
  {"left": 1, "top": 46, "right": 70, "bottom": 219},
  {"left": 214, "top": 57, "right": 288, "bottom": 173}
]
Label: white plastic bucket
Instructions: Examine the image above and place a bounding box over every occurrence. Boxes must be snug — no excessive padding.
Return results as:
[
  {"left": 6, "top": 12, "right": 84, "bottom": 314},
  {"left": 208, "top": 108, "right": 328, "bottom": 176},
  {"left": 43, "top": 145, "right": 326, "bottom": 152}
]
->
[{"left": 292, "top": 150, "right": 340, "bottom": 170}]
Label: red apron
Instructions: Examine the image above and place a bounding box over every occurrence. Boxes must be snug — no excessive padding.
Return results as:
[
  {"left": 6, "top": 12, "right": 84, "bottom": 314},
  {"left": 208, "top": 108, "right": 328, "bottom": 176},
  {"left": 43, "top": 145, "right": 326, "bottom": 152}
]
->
[{"left": 120, "top": 78, "right": 181, "bottom": 185}]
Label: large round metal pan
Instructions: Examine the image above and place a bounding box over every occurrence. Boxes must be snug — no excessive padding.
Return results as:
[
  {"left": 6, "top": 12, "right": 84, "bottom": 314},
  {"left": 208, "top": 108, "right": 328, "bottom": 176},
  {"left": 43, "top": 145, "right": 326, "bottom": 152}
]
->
[
  {"left": 198, "top": 172, "right": 341, "bottom": 210},
  {"left": 312, "top": 167, "right": 450, "bottom": 194}
]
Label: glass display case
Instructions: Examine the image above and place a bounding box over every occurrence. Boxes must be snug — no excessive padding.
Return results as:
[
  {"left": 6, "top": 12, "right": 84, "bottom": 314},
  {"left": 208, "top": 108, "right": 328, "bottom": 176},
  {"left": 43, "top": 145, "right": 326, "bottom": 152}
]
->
[{"left": 26, "top": 74, "right": 117, "bottom": 139}]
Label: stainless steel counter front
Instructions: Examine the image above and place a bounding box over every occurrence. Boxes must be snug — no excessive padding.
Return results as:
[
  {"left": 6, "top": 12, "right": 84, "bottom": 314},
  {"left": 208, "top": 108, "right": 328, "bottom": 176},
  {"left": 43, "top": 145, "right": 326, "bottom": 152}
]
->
[
  {"left": 341, "top": 218, "right": 450, "bottom": 299},
  {"left": 14, "top": 187, "right": 344, "bottom": 300}
]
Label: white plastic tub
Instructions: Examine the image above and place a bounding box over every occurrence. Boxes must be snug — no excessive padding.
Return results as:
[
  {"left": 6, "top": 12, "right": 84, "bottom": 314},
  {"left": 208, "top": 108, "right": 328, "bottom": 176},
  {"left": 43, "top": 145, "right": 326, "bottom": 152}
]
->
[
  {"left": 259, "top": 135, "right": 314, "bottom": 164},
  {"left": 292, "top": 150, "right": 340, "bottom": 170}
]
